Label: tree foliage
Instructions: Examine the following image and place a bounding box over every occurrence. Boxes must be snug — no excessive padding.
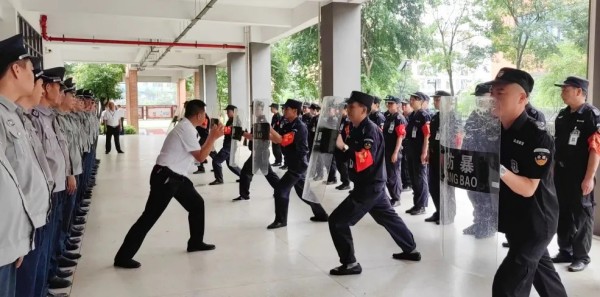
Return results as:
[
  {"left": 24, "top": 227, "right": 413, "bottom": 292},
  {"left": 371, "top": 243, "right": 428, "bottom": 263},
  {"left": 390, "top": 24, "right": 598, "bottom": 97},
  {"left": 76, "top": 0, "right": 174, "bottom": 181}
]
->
[
  {"left": 216, "top": 67, "right": 229, "bottom": 116},
  {"left": 71, "top": 63, "right": 125, "bottom": 107}
]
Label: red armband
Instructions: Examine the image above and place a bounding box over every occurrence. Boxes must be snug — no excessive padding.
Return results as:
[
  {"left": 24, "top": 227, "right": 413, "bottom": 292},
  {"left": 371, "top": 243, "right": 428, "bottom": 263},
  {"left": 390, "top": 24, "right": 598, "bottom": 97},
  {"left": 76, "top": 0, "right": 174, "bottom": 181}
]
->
[
  {"left": 395, "top": 124, "right": 406, "bottom": 137},
  {"left": 588, "top": 132, "right": 600, "bottom": 155},
  {"left": 224, "top": 126, "right": 232, "bottom": 135},
  {"left": 281, "top": 132, "right": 295, "bottom": 147},
  {"left": 422, "top": 123, "right": 431, "bottom": 137},
  {"left": 355, "top": 149, "right": 373, "bottom": 172}
]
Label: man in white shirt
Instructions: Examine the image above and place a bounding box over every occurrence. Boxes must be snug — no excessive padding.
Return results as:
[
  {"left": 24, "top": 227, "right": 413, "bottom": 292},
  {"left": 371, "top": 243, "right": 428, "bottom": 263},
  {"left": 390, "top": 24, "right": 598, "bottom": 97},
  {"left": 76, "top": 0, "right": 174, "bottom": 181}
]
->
[
  {"left": 101, "top": 100, "right": 124, "bottom": 154},
  {"left": 113, "top": 100, "right": 224, "bottom": 269}
]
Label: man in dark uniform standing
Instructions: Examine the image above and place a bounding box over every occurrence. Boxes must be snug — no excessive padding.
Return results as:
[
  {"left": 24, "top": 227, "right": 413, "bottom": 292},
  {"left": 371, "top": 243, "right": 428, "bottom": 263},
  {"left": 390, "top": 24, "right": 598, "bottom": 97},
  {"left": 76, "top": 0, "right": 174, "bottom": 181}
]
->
[
  {"left": 526, "top": 102, "right": 546, "bottom": 127},
  {"left": 301, "top": 102, "right": 313, "bottom": 127},
  {"left": 552, "top": 76, "right": 599, "bottom": 272},
  {"left": 405, "top": 92, "right": 431, "bottom": 215},
  {"left": 209, "top": 105, "right": 241, "bottom": 185},
  {"left": 194, "top": 113, "right": 210, "bottom": 174},
  {"left": 383, "top": 96, "right": 408, "bottom": 207},
  {"left": 369, "top": 96, "right": 386, "bottom": 130},
  {"left": 328, "top": 91, "right": 420, "bottom": 276},
  {"left": 270, "top": 103, "right": 283, "bottom": 167},
  {"left": 267, "top": 99, "right": 329, "bottom": 229},
  {"left": 425, "top": 90, "right": 453, "bottom": 224},
  {"left": 233, "top": 101, "right": 281, "bottom": 201},
  {"left": 400, "top": 98, "right": 413, "bottom": 190},
  {"left": 334, "top": 104, "right": 352, "bottom": 190},
  {"left": 488, "top": 67, "right": 567, "bottom": 297}
]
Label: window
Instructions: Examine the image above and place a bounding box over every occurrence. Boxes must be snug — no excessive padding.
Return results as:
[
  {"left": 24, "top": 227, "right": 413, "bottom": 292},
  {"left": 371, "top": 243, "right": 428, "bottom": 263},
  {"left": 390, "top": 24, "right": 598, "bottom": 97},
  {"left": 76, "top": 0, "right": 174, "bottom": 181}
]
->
[{"left": 18, "top": 15, "right": 43, "bottom": 66}]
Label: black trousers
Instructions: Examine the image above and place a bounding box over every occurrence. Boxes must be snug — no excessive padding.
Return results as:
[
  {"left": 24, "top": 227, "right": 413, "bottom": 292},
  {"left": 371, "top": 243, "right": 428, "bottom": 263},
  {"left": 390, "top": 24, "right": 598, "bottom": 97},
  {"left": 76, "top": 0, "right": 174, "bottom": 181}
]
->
[
  {"left": 334, "top": 150, "right": 350, "bottom": 186},
  {"left": 105, "top": 125, "right": 122, "bottom": 153},
  {"left": 492, "top": 232, "right": 567, "bottom": 297},
  {"left": 555, "top": 167, "right": 594, "bottom": 263},
  {"left": 115, "top": 165, "right": 206, "bottom": 261},
  {"left": 273, "top": 169, "right": 328, "bottom": 223},
  {"left": 329, "top": 191, "right": 416, "bottom": 265},
  {"left": 272, "top": 143, "right": 282, "bottom": 164},
  {"left": 401, "top": 147, "right": 412, "bottom": 187},
  {"left": 407, "top": 150, "right": 429, "bottom": 208},
  {"left": 239, "top": 154, "right": 280, "bottom": 198},
  {"left": 385, "top": 152, "right": 402, "bottom": 202},
  {"left": 212, "top": 147, "right": 241, "bottom": 181}
]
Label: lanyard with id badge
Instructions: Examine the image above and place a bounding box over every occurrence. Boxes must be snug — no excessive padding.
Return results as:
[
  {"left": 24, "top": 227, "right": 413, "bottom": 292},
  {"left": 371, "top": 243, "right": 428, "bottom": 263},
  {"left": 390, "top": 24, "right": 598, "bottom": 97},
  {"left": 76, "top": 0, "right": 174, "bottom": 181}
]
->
[{"left": 569, "top": 126, "right": 580, "bottom": 146}]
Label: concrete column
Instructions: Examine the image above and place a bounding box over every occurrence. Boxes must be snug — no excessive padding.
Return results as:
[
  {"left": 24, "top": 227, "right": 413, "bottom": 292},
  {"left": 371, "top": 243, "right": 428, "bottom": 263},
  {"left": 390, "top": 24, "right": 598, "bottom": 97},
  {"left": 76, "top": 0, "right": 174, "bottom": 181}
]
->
[
  {"left": 176, "top": 78, "right": 187, "bottom": 115},
  {"left": 204, "top": 65, "right": 219, "bottom": 117},
  {"left": 320, "top": 2, "right": 361, "bottom": 98},
  {"left": 194, "top": 70, "right": 202, "bottom": 99},
  {"left": 125, "top": 68, "right": 139, "bottom": 131},
  {"left": 588, "top": 0, "right": 600, "bottom": 235},
  {"left": 249, "top": 43, "right": 272, "bottom": 100},
  {"left": 227, "top": 52, "right": 249, "bottom": 115}
]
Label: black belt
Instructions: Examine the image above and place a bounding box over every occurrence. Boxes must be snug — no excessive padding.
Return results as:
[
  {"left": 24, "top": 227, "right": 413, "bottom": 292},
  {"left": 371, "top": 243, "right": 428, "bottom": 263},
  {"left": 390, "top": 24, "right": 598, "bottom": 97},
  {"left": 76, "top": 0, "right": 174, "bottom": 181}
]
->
[{"left": 154, "top": 164, "right": 185, "bottom": 179}]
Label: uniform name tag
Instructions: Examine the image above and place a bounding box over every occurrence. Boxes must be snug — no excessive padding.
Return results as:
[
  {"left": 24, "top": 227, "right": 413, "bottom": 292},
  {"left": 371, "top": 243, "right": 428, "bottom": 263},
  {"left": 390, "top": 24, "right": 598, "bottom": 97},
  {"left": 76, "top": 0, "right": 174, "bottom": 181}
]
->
[
  {"left": 569, "top": 127, "right": 580, "bottom": 146},
  {"left": 412, "top": 127, "right": 417, "bottom": 138},
  {"left": 388, "top": 123, "right": 395, "bottom": 134},
  {"left": 435, "top": 133, "right": 440, "bottom": 141}
]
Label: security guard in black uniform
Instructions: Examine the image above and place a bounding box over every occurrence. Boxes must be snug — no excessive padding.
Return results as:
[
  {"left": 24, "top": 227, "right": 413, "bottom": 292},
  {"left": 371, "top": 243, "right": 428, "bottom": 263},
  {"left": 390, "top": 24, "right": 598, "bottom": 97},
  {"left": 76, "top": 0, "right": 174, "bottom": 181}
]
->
[
  {"left": 328, "top": 91, "right": 420, "bottom": 276},
  {"left": 488, "top": 67, "right": 567, "bottom": 297},
  {"left": 270, "top": 103, "right": 283, "bottom": 167},
  {"left": 425, "top": 90, "right": 453, "bottom": 224},
  {"left": 209, "top": 105, "right": 241, "bottom": 185},
  {"left": 552, "top": 76, "right": 599, "bottom": 272},
  {"left": 368, "top": 96, "right": 386, "bottom": 129},
  {"left": 307, "top": 103, "right": 321, "bottom": 152},
  {"left": 383, "top": 95, "right": 408, "bottom": 207},
  {"left": 400, "top": 99, "right": 413, "bottom": 189},
  {"left": 267, "top": 99, "right": 329, "bottom": 229},
  {"left": 334, "top": 104, "right": 352, "bottom": 190},
  {"left": 301, "top": 102, "right": 313, "bottom": 127},
  {"left": 194, "top": 113, "right": 210, "bottom": 174},
  {"left": 405, "top": 91, "right": 431, "bottom": 215},
  {"left": 234, "top": 101, "right": 281, "bottom": 201}
]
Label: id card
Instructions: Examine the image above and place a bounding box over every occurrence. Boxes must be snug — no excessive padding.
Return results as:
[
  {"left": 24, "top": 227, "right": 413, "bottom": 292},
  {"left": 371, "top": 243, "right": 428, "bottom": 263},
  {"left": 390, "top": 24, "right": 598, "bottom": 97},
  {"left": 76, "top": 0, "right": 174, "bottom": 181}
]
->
[
  {"left": 412, "top": 127, "right": 417, "bottom": 138},
  {"left": 435, "top": 133, "right": 440, "bottom": 141},
  {"left": 569, "top": 127, "right": 580, "bottom": 146}
]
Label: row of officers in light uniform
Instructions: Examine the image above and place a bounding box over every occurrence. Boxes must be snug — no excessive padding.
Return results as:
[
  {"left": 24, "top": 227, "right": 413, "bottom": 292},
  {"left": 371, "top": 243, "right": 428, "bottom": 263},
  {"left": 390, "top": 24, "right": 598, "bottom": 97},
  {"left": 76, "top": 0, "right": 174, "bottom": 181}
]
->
[
  {"left": 0, "top": 34, "right": 101, "bottom": 297},
  {"left": 112, "top": 64, "right": 597, "bottom": 297}
]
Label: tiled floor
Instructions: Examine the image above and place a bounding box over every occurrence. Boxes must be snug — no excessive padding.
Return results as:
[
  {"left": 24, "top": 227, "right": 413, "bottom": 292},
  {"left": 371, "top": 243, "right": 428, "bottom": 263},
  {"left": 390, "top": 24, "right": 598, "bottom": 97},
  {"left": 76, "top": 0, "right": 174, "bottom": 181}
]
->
[{"left": 68, "top": 135, "right": 600, "bottom": 297}]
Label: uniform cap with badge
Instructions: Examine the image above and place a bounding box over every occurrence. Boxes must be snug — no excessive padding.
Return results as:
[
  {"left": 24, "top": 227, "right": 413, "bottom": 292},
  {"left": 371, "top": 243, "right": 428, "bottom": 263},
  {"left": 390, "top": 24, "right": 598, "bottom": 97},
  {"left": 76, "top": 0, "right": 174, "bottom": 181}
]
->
[
  {"left": 346, "top": 91, "right": 374, "bottom": 112},
  {"left": 63, "top": 78, "right": 76, "bottom": 93},
  {"left": 0, "top": 34, "right": 42, "bottom": 74},
  {"left": 473, "top": 83, "right": 492, "bottom": 96},
  {"left": 309, "top": 103, "right": 321, "bottom": 111},
  {"left": 486, "top": 67, "right": 534, "bottom": 95},
  {"left": 224, "top": 104, "right": 237, "bottom": 111},
  {"left": 410, "top": 91, "right": 429, "bottom": 101},
  {"left": 283, "top": 99, "right": 303, "bottom": 111},
  {"left": 431, "top": 90, "right": 451, "bottom": 98},
  {"left": 40, "top": 67, "right": 65, "bottom": 85},
  {"left": 385, "top": 95, "right": 401, "bottom": 104},
  {"left": 554, "top": 76, "right": 588, "bottom": 94},
  {"left": 83, "top": 89, "right": 94, "bottom": 99}
]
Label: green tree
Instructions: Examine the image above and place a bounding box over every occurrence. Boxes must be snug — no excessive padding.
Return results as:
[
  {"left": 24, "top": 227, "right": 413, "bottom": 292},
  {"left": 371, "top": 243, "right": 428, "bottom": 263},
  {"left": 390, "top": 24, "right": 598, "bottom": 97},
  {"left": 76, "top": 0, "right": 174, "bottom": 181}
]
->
[
  {"left": 427, "top": 0, "right": 488, "bottom": 95},
  {"left": 535, "top": 43, "right": 587, "bottom": 111},
  {"left": 287, "top": 26, "right": 320, "bottom": 99},
  {"left": 271, "top": 40, "right": 291, "bottom": 103},
  {"left": 72, "top": 63, "right": 125, "bottom": 108},
  {"left": 361, "top": 0, "right": 426, "bottom": 96},
  {"left": 216, "top": 67, "right": 229, "bottom": 118}
]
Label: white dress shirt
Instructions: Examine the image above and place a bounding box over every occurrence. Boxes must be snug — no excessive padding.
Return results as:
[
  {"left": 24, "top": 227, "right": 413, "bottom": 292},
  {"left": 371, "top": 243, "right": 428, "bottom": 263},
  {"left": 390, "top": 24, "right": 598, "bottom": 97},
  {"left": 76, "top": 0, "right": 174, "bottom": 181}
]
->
[{"left": 156, "top": 118, "right": 201, "bottom": 176}]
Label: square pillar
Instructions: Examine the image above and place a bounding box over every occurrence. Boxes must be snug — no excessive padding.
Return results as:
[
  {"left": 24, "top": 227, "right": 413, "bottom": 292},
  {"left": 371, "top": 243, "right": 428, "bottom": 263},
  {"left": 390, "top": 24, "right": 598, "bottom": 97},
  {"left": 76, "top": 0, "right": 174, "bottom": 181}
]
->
[
  {"left": 194, "top": 70, "right": 202, "bottom": 99},
  {"left": 320, "top": 2, "right": 361, "bottom": 98},
  {"left": 588, "top": 0, "right": 600, "bottom": 235},
  {"left": 177, "top": 78, "right": 187, "bottom": 115},
  {"left": 227, "top": 52, "right": 249, "bottom": 114},
  {"left": 125, "top": 68, "right": 139, "bottom": 131},
  {"left": 204, "top": 66, "right": 219, "bottom": 117},
  {"left": 249, "top": 42, "right": 272, "bottom": 100}
]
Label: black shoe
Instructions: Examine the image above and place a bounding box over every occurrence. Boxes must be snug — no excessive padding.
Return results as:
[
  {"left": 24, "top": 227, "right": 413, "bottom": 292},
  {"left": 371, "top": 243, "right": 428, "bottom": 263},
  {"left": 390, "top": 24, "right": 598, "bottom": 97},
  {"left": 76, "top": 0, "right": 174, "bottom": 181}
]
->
[
  {"left": 117, "top": 151, "right": 125, "bottom": 154},
  {"left": 409, "top": 207, "right": 426, "bottom": 215},
  {"left": 187, "top": 243, "right": 216, "bottom": 252},
  {"left": 568, "top": 261, "right": 588, "bottom": 272},
  {"left": 271, "top": 162, "right": 282, "bottom": 167},
  {"left": 69, "top": 237, "right": 81, "bottom": 244},
  {"left": 71, "top": 226, "right": 84, "bottom": 232},
  {"left": 58, "top": 257, "right": 77, "bottom": 268},
  {"left": 48, "top": 276, "right": 72, "bottom": 289},
  {"left": 405, "top": 206, "right": 416, "bottom": 214},
  {"left": 209, "top": 180, "right": 223, "bottom": 185},
  {"left": 236, "top": 179, "right": 240, "bottom": 183},
  {"left": 310, "top": 216, "right": 328, "bottom": 222},
  {"left": 392, "top": 251, "right": 422, "bottom": 261},
  {"left": 280, "top": 165, "right": 288, "bottom": 170},
  {"left": 193, "top": 169, "right": 205, "bottom": 174},
  {"left": 267, "top": 221, "right": 287, "bottom": 229},
  {"left": 552, "top": 252, "right": 573, "bottom": 264},
  {"left": 390, "top": 200, "right": 401, "bottom": 207},
  {"left": 330, "top": 263, "right": 362, "bottom": 275},
  {"left": 80, "top": 202, "right": 91, "bottom": 207},
  {"left": 210, "top": 169, "right": 215, "bottom": 172},
  {"left": 70, "top": 230, "right": 83, "bottom": 237},
  {"left": 66, "top": 243, "right": 79, "bottom": 251},
  {"left": 56, "top": 269, "right": 73, "bottom": 278},
  {"left": 74, "top": 217, "right": 86, "bottom": 224},
  {"left": 502, "top": 242, "right": 510, "bottom": 248},
  {"left": 105, "top": 151, "right": 109, "bottom": 154},
  {"left": 335, "top": 184, "right": 351, "bottom": 190},
  {"left": 424, "top": 213, "right": 439, "bottom": 223},
  {"left": 62, "top": 252, "right": 81, "bottom": 260},
  {"left": 114, "top": 258, "right": 141, "bottom": 269},
  {"left": 75, "top": 211, "right": 87, "bottom": 217},
  {"left": 463, "top": 224, "right": 477, "bottom": 235},
  {"left": 326, "top": 180, "right": 337, "bottom": 185},
  {"left": 232, "top": 196, "right": 250, "bottom": 201}
]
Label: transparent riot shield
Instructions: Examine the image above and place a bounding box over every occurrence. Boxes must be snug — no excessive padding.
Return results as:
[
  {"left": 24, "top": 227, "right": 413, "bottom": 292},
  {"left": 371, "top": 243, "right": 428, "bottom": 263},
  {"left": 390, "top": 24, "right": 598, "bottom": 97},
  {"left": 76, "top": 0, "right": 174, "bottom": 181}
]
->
[
  {"left": 302, "top": 96, "right": 346, "bottom": 203},
  {"left": 229, "top": 108, "right": 247, "bottom": 168},
  {"left": 252, "top": 99, "right": 273, "bottom": 175},
  {"left": 439, "top": 95, "right": 501, "bottom": 277}
]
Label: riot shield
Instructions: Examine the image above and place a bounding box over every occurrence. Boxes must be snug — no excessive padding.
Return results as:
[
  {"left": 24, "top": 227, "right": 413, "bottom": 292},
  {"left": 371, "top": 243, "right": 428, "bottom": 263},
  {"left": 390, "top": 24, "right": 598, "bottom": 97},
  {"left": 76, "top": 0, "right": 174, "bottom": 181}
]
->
[
  {"left": 229, "top": 108, "right": 247, "bottom": 168},
  {"left": 252, "top": 99, "right": 273, "bottom": 175},
  {"left": 302, "top": 96, "right": 346, "bottom": 203},
  {"left": 439, "top": 95, "right": 501, "bottom": 277}
]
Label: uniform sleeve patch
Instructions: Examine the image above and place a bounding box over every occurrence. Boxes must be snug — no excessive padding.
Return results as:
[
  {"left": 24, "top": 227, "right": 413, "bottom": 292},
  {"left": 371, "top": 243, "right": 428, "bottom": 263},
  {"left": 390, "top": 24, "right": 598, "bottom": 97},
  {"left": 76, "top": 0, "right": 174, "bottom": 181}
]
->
[
  {"left": 533, "top": 148, "right": 550, "bottom": 166},
  {"left": 31, "top": 109, "right": 39, "bottom": 117},
  {"left": 363, "top": 138, "right": 374, "bottom": 150}
]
